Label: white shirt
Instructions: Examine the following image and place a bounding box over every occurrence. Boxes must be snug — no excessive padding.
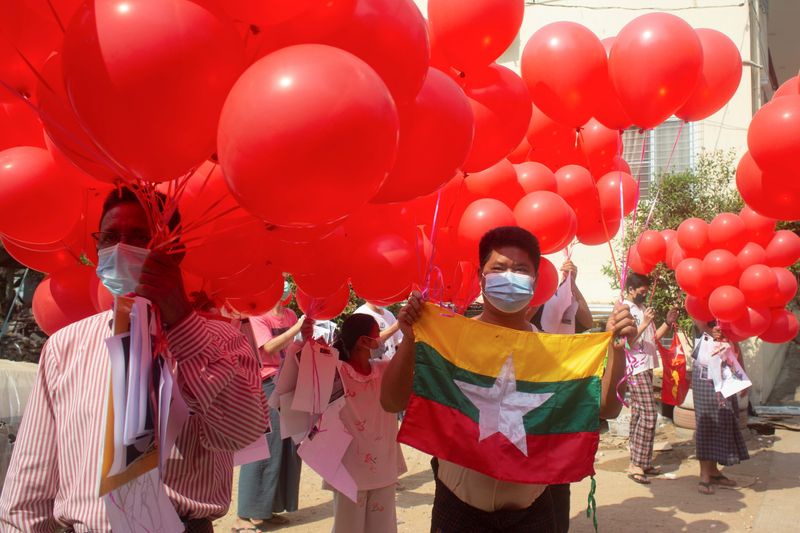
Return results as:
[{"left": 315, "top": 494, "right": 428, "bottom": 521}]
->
[
  {"left": 623, "top": 299, "right": 659, "bottom": 375},
  {"left": 354, "top": 305, "right": 403, "bottom": 359}
]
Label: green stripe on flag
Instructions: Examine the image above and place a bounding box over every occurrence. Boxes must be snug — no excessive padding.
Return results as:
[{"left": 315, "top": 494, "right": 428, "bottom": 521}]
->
[{"left": 414, "top": 342, "right": 601, "bottom": 435}]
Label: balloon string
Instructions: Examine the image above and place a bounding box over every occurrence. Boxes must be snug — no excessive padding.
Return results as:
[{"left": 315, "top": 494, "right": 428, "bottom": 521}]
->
[
  {"left": 44, "top": 0, "right": 67, "bottom": 33},
  {"left": 619, "top": 129, "right": 650, "bottom": 297},
  {"left": 422, "top": 188, "right": 444, "bottom": 300},
  {"left": 644, "top": 122, "right": 685, "bottom": 229}
]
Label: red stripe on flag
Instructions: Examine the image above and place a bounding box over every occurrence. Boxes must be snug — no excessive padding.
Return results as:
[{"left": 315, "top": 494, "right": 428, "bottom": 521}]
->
[{"left": 398, "top": 394, "right": 599, "bottom": 485}]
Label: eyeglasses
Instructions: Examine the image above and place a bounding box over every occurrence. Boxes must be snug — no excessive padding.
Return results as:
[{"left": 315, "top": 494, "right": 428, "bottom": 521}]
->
[{"left": 91, "top": 230, "right": 151, "bottom": 248}]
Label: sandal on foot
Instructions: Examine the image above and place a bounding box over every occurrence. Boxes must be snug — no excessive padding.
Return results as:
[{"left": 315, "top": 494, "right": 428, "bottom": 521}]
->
[
  {"left": 266, "top": 514, "right": 290, "bottom": 525},
  {"left": 711, "top": 474, "right": 737, "bottom": 487},
  {"left": 698, "top": 481, "right": 715, "bottom": 495},
  {"left": 644, "top": 466, "right": 663, "bottom": 476},
  {"left": 627, "top": 472, "right": 651, "bottom": 485}
]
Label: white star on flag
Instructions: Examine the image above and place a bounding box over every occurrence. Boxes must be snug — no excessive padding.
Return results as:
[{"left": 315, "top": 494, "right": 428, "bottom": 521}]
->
[{"left": 454, "top": 355, "right": 554, "bottom": 456}]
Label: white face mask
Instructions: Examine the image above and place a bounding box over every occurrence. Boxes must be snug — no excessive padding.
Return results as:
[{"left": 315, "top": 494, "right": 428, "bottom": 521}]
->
[
  {"left": 95, "top": 243, "right": 150, "bottom": 296},
  {"left": 483, "top": 271, "right": 535, "bottom": 314}
]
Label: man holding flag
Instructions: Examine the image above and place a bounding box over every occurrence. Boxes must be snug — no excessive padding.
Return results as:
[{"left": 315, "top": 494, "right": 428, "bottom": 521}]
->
[{"left": 381, "top": 226, "right": 636, "bottom": 531}]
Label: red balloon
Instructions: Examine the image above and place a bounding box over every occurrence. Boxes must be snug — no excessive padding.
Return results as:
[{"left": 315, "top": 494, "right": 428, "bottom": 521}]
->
[
  {"left": 456, "top": 198, "right": 516, "bottom": 256},
  {"left": 662, "top": 229, "right": 678, "bottom": 251},
  {"left": 462, "top": 63, "right": 531, "bottom": 172},
  {"left": 774, "top": 76, "right": 799, "bottom": 99},
  {"left": 373, "top": 68, "right": 474, "bottom": 203},
  {"left": 311, "top": 0, "right": 429, "bottom": 104},
  {"left": 730, "top": 306, "right": 771, "bottom": 339},
  {"left": 739, "top": 264, "right": 778, "bottom": 307},
  {"left": 350, "top": 232, "right": 417, "bottom": 301},
  {"left": 768, "top": 267, "right": 798, "bottom": 308},
  {"left": 677, "top": 218, "right": 709, "bottom": 257},
  {"left": 593, "top": 37, "right": 633, "bottom": 131},
  {"left": 685, "top": 294, "right": 714, "bottom": 322},
  {"left": 739, "top": 205, "right": 776, "bottom": 247},
  {"left": 748, "top": 95, "right": 800, "bottom": 175},
  {"left": 465, "top": 159, "right": 525, "bottom": 209},
  {"left": 736, "top": 151, "right": 800, "bottom": 221},
  {"left": 759, "top": 308, "right": 799, "bottom": 344},
  {"left": 210, "top": 262, "right": 283, "bottom": 300},
  {"left": 702, "top": 249, "right": 741, "bottom": 288},
  {"left": 529, "top": 257, "right": 559, "bottom": 307},
  {"left": 515, "top": 162, "right": 557, "bottom": 194},
  {"left": 427, "top": 0, "right": 524, "bottom": 73},
  {"left": 708, "top": 285, "right": 747, "bottom": 322},
  {"left": 675, "top": 257, "right": 707, "bottom": 297},
  {"left": 0, "top": 147, "right": 83, "bottom": 243},
  {"left": 218, "top": 44, "right": 399, "bottom": 226},
  {"left": 182, "top": 216, "right": 267, "bottom": 279},
  {"left": 296, "top": 283, "right": 351, "bottom": 321},
  {"left": 0, "top": 101, "right": 43, "bottom": 150},
  {"left": 708, "top": 213, "right": 747, "bottom": 254},
  {"left": 36, "top": 53, "right": 119, "bottom": 182},
  {"left": 225, "top": 281, "right": 285, "bottom": 318},
  {"left": 676, "top": 29, "right": 742, "bottom": 122},
  {"left": 63, "top": 0, "right": 246, "bottom": 182},
  {"left": 555, "top": 165, "right": 596, "bottom": 213},
  {"left": 33, "top": 265, "right": 99, "bottom": 335},
  {"left": 765, "top": 230, "right": 800, "bottom": 267},
  {"left": 526, "top": 102, "right": 586, "bottom": 169},
  {"left": 0, "top": 0, "right": 62, "bottom": 102},
  {"left": 508, "top": 138, "right": 531, "bottom": 164},
  {"left": 1, "top": 236, "right": 82, "bottom": 274},
  {"left": 609, "top": 14, "right": 703, "bottom": 128},
  {"left": 637, "top": 230, "right": 667, "bottom": 265},
  {"left": 513, "top": 191, "right": 577, "bottom": 255},
  {"left": 294, "top": 269, "right": 350, "bottom": 300},
  {"left": 667, "top": 245, "right": 688, "bottom": 271},
  {"left": 575, "top": 196, "right": 621, "bottom": 246},
  {"left": 222, "top": 0, "right": 326, "bottom": 29},
  {"left": 522, "top": 22, "right": 608, "bottom": 127},
  {"left": 628, "top": 246, "right": 655, "bottom": 275},
  {"left": 580, "top": 119, "right": 622, "bottom": 176},
  {"left": 597, "top": 171, "right": 638, "bottom": 218},
  {"left": 737, "top": 242, "right": 767, "bottom": 271}
]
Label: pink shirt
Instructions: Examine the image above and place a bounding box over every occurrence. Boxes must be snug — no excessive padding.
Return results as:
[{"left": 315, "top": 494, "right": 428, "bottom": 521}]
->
[
  {"left": 250, "top": 308, "right": 298, "bottom": 380},
  {"left": 0, "top": 312, "right": 267, "bottom": 532},
  {"left": 339, "top": 360, "right": 407, "bottom": 491}
]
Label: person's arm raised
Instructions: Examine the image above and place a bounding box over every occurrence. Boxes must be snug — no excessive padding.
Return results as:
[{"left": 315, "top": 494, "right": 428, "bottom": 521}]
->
[{"left": 380, "top": 292, "right": 423, "bottom": 413}]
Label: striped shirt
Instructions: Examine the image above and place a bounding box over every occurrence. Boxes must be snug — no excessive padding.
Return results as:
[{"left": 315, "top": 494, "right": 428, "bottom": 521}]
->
[{"left": 0, "top": 311, "right": 267, "bottom": 533}]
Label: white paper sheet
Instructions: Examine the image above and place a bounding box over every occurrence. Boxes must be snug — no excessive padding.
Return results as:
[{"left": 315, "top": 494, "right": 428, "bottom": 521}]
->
[
  {"left": 268, "top": 346, "right": 301, "bottom": 409},
  {"left": 103, "top": 469, "right": 183, "bottom": 533},
  {"left": 297, "top": 398, "right": 358, "bottom": 502},
  {"left": 234, "top": 433, "right": 271, "bottom": 466},
  {"left": 279, "top": 392, "right": 313, "bottom": 444},
  {"left": 710, "top": 355, "right": 752, "bottom": 398},
  {"left": 540, "top": 273, "right": 578, "bottom": 334},
  {"left": 106, "top": 333, "right": 130, "bottom": 476},
  {"left": 124, "top": 298, "right": 154, "bottom": 445},
  {"left": 292, "top": 341, "right": 338, "bottom": 414},
  {"left": 158, "top": 361, "right": 190, "bottom": 472}
]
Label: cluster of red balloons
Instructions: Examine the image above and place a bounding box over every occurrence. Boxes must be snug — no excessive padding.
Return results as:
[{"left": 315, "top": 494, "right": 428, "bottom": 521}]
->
[
  {"left": 521, "top": 15, "right": 741, "bottom": 131},
  {"left": 628, "top": 208, "right": 799, "bottom": 344},
  {"left": 736, "top": 79, "right": 800, "bottom": 221}
]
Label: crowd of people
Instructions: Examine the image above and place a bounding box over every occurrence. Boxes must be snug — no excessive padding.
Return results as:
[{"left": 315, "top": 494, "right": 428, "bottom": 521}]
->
[{"left": 0, "top": 189, "right": 752, "bottom": 533}]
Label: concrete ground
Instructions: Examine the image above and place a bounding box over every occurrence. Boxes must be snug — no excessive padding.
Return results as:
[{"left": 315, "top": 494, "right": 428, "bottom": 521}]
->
[{"left": 214, "top": 419, "right": 800, "bottom": 532}]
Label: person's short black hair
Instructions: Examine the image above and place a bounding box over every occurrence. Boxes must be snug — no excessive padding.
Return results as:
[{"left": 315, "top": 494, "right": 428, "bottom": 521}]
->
[
  {"left": 478, "top": 226, "right": 540, "bottom": 272},
  {"left": 100, "top": 187, "right": 181, "bottom": 232},
  {"left": 332, "top": 313, "right": 379, "bottom": 362},
  {"left": 625, "top": 272, "right": 652, "bottom": 291}
]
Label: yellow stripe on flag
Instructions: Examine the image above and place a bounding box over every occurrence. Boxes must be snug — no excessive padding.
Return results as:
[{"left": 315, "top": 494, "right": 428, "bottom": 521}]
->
[{"left": 413, "top": 303, "right": 611, "bottom": 382}]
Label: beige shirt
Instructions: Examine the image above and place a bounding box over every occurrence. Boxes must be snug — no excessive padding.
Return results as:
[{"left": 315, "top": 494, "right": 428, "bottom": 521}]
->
[{"left": 438, "top": 459, "right": 547, "bottom": 512}]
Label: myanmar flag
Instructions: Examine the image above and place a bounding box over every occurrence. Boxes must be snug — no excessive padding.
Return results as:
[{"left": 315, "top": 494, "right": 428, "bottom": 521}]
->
[{"left": 397, "top": 303, "right": 612, "bottom": 485}]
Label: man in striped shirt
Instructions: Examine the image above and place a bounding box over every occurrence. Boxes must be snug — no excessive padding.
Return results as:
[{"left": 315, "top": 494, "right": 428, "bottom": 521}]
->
[{"left": 0, "top": 188, "right": 267, "bottom": 533}]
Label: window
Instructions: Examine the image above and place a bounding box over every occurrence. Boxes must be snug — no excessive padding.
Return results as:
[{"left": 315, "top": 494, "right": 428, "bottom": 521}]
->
[{"left": 621, "top": 120, "right": 698, "bottom": 199}]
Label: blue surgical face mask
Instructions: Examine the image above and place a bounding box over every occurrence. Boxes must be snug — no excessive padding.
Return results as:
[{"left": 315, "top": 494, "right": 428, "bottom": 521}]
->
[
  {"left": 96, "top": 243, "right": 150, "bottom": 296},
  {"left": 483, "top": 271, "right": 535, "bottom": 314}
]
